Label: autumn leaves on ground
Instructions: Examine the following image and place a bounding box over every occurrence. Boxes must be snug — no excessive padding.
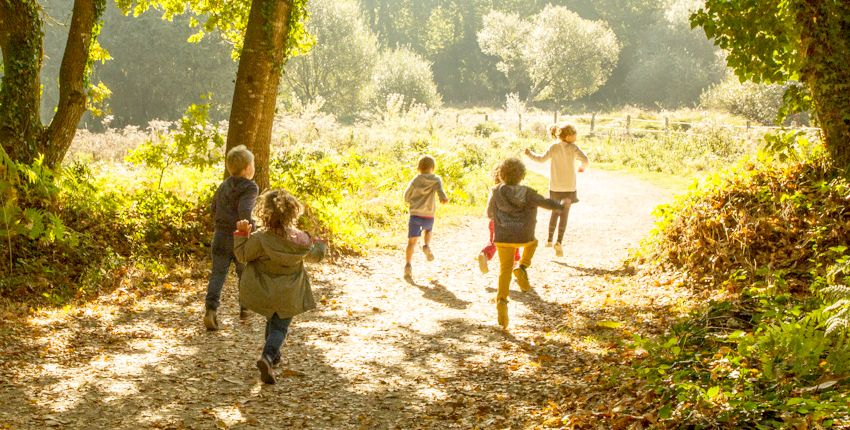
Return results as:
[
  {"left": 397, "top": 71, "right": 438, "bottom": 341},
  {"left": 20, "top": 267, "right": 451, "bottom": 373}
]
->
[{"left": 0, "top": 167, "right": 690, "bottom": 429}]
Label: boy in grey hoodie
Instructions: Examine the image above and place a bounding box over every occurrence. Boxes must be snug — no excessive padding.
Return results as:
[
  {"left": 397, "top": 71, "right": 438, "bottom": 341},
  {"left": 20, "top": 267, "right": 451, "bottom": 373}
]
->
[
  {"left": 403, "top": 155, "right": 448, "bottom": 281},
  {"left": 487, "top": 157, "right": 563, "bottom": 329}
]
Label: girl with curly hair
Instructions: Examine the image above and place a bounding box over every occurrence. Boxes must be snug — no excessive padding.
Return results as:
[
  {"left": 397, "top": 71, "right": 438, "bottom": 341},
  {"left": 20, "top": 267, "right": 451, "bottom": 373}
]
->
[{"left": 234, "top": 189, "right": 326, "bottom": 384}]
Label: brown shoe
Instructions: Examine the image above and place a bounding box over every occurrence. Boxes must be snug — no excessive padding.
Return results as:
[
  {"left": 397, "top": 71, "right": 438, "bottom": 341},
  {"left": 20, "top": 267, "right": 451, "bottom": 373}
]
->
[
  {"left": 203, "top": 308, "right": 219, "bottom": 331},
  {"left": 257, "top": 355, "right": 276, "bottom": 385}
]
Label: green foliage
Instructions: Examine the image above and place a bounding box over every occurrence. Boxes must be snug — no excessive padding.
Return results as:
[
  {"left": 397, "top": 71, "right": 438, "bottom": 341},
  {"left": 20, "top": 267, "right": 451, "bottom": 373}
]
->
[
  {"left": 701, "top": 75, "right": 807, "bottom": 125},
  {"left": 478, "top": 6, "right": 620, "bottom": 104},
  {"left": 282, "top": 0, "right": 379, "bottom": 118},
  {"left": 691, "top": 0, "right": 850, "bottom": 167},
  {"left": 629, "top": 148, "right": 850, "bottom": 426},
  {"left": 587, "top": 124, "right": 749, "bottom": 175},
  {"left": 474, "top": 120, "right": 500, "bottom": 137},
  {"left": 126, "top": 99, "right": 222, "bottom": 188},
  {"left": 366, "top": 47, "right": 442, "bottom": 111}
]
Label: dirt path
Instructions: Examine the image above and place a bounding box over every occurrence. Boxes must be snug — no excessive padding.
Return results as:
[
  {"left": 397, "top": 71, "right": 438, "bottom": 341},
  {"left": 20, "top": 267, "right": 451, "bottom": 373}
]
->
[{"left": 0, "top": 167, "right": 683, "bottom": 429}]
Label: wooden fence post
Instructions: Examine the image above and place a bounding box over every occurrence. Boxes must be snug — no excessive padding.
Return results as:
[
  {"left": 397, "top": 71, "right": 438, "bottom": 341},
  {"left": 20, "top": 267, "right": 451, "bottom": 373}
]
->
[
  {"left": 626, "top": 115, "right": 631, "bottom": 136},
  {"left": 554, "top": 111, "right": 558, "bottom": 123},
  {"left": 590, "top": 113, "right": 596, "bottom": 134},
  {"left": 484, "top": 113, "right": 488, "bottom": 122},
  {"left": 518, "top": 113, "right": 523, "bottom": 132},
  {"left": 746, "top": 120, "right": 751, "bottom": 132},
  {"left": 455, "top": 113, "right": 459, "bottom": 125},
  {"left": 664, "top": 117, "right": 669, "bottom": 135}
]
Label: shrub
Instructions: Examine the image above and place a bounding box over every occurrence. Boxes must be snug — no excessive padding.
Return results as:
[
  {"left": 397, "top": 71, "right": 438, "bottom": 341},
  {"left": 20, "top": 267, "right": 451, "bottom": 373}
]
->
[
  {"left": 700, "top": 76, "right": 808, "bottom": 125},
  {"left": 366, "top": 47, "right": 442, "bottom": 112},
  {"left": 474, "top": 120, "right": 500, "bottom": 137}
]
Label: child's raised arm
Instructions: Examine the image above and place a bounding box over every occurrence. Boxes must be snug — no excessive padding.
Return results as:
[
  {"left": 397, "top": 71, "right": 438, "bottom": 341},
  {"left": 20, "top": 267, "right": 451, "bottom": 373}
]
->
[
  {"left": 233, "top": 220, "right": 264, "bottom": 263},
  {"left": 524, "top": 145, "right": 552, "bottom": 162}
]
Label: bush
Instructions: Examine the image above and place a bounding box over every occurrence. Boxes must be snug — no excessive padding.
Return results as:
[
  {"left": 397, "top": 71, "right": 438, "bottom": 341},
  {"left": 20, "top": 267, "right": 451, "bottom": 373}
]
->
[
  {"left": 627, "top": 145, "right": 850, "bottom": 427},
  {"left": 700, "top": 76, "right": 808, "bottom": 125},
  {"left": 474, "top": 120, "right": 500, "bottom": 137},
  {"left": 366, "top": 47, "right": 442, "bottom": 112}
]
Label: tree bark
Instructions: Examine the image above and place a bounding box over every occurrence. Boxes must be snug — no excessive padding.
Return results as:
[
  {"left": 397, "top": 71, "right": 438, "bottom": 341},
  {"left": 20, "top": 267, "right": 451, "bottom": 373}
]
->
[
  {"left": 0, "top": 0, "right": 104, "bottom": 167},
  {"left": 796, "top": 0, "right": 850, "bottom": 168},
  {"left": 43, "top": 0, "right": 103, "bottom": 167},
  {"left": 0, "top": 1, "right": 44, "bottom": 163},
  {"left": 226, "top": 0, "right": 293, "bottom": 191}
]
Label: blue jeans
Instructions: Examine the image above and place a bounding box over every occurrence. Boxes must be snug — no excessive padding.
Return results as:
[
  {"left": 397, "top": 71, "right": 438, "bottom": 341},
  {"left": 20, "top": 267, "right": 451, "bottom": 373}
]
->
[
  {"left": 263, "top": 314, "right": 293, "bottom": 362},
  {"left": 205, "top": 231, "right": 245, "bottom": 310}
]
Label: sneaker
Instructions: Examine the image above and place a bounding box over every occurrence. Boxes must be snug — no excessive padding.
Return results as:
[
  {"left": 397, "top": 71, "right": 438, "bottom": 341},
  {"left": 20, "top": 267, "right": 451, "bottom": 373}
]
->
[
  {"left": 239, "top": 307, "right": 250, "bottom": 321},
  {"left": 554, "top": 242, "right": 564, "bottom": 257},
  {"left": 545, "top": 241, "right": 553, "bottom": 247},
  {"left": 203, "top": 308, "right": 219, "bottom": 331},
  {"left": 513, "top": 265, "right": 531, "bottom": 292},
  {"left": 477, "top": 253, "right": 489, "bottom": 274},
  {"left": 404, "top": 264, "right": 413, "bottom": 281},
  {"left": 271, "top": 355, "right": 281, "bottom": 367},
  {"left": 422, "top": 245, "right": 435, "bottom": 261},
  {"left": 257, "top": 355, "right": 276, "bottom": 385}
]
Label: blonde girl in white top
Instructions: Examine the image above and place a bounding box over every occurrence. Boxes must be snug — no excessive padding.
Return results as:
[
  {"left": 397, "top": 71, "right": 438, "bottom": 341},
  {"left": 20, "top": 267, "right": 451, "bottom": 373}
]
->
[{"left": 524, "top": 123, "right": 589, "bottom": 257}]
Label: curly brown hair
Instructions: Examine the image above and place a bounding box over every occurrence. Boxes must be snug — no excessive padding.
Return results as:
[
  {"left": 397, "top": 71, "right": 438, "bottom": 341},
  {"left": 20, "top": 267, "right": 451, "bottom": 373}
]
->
[
  {"left": 498, "top": 157, "right": 526, "bottom": 185},
  {"left": 253, "top": 189, "right": 303, "bottom": 234}
]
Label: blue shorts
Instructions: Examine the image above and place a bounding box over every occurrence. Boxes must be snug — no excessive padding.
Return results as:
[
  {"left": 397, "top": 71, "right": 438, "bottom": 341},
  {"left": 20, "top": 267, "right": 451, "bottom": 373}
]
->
[{"left": 408, "top": 215, "right": 434, "bottom": 238}]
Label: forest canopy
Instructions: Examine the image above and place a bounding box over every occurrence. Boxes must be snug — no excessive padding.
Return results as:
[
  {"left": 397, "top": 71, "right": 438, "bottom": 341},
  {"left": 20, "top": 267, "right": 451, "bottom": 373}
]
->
[{"left": 25, "top": 0, "right": 723, "bottom": 128}]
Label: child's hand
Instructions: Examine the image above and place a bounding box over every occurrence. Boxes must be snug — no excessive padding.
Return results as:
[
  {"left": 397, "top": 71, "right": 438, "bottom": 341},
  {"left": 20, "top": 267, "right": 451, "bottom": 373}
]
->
[
  {"left": 440, "top": 197, "right": 449, "bottom": 204},
  {"left": 236, "top": 219, "right": 252, "bottom": 234},
  {"left": 524, "top": 148, "right": 533, "bottom": 157},
  {"left": 578, "top": 166, "right": 586, "bottom": 173}
]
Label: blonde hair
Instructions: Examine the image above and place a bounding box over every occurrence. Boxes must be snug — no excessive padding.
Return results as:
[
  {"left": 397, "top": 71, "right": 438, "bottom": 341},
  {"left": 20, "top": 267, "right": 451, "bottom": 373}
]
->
[
  {"left": 549, "top": 123, "right": 577, "bottom": 141},
  {"left": 417, "top": 155, "right": 436, "bottom": 173},
  {"left": 226, "top": 145, "right": 254, "bottom": 175},
  {"left": 253, "top": 189, "right": 303, "bottom": 235}
]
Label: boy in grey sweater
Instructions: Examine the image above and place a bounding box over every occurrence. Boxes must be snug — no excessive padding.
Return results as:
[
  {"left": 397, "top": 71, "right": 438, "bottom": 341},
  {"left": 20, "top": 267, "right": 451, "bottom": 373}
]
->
[{"left": 403, "top": 155, "right": 448, "bottom": 281}]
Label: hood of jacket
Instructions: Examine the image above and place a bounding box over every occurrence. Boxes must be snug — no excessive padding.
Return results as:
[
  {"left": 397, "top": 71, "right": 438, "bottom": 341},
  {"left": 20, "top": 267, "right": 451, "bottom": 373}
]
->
[
  {"left": 410, "top": 173, "right": 442, "bottom": 194},
  {"left": 492, "top": 184, "right": 531, "bottom": 213},
  {"left": 253, "top": 231, "right": 312, "bottom": 273}
]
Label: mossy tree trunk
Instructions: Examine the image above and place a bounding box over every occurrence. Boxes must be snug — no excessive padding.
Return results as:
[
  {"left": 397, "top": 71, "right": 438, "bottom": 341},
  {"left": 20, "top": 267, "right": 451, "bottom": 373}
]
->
[
  {"left": 225, "top": 0, "right": 293, "bottom": 191},
  {"left": 0, "top": 0, "right": 104, "bottom": 168},
  {"left": 795, "top": 0, "right": 850, "bottom": 168}
]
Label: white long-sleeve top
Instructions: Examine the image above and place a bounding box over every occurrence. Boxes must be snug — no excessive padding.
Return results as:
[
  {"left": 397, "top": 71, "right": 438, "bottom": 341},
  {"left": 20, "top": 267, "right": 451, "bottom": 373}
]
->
[{"left": 526, "top": 141, "right": 589, "bottom": 192}]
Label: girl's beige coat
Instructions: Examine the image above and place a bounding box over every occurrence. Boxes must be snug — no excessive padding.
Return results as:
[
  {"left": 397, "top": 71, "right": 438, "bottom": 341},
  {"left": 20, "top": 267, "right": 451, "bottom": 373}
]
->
[{"left": 234, "top": 230, "right": 325, "bottom": 319}]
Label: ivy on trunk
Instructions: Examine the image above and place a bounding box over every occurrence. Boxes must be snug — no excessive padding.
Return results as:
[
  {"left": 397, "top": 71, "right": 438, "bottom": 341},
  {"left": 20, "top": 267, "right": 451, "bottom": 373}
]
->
[{"left": 0, "top": 0, "right": 106, "bottom": 168}]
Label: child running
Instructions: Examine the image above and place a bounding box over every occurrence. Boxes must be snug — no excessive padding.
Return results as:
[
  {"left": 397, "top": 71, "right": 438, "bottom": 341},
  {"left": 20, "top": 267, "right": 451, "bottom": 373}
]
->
[
  {"left": 478, "top": 166, "right": 519, "bottom": 274},
  {"left": 234, "top": 190, "right": 327, "bottom": 385},
  {"left": 403, "top": 155, "right": 448, "bottom": 281},
  {"left": 524, "top": 123, "right": 589, "bottom": 257},
  {"left": 487, "top": 157, "right": 564, "bottom": 330},
  {"left": 204, "top": 145, "right": 259, "bottom": 331}
]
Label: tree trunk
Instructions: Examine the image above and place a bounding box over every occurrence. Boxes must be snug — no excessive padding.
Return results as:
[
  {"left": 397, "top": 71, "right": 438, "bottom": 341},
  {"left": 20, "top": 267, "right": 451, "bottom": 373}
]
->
[
  {"left": 0, "top": 0, "right": 104, "bottom": 167},
  {"left": 226, "top": 0, "right": 293, "bottom": 191},
  {"left": 0, "top": 1, "right": 44, "bottom": 163},
  {"left": 43, "top": 0, "right": 104, "bottom": 167},
  {"left": 796, "top": 0, "right": 850, "bottom": 168}
]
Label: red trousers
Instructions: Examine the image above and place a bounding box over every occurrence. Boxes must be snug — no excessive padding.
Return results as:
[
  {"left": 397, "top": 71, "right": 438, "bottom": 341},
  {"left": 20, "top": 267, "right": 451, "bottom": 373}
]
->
[{"left": 481, "top": 220, "right": 520, "bottom": 261}]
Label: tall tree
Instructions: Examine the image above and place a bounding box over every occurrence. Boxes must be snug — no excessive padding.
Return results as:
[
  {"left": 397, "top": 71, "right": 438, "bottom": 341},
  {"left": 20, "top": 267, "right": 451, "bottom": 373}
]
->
[
  {"left": 0, "top": 0, "right": 107, "bottom": 167},
  {"left": 282, "top": 0, "right": 378, "bottom": 118},
  {"left": 692, "top": 0, "right": 850, "bottom": 166},
  {"left": 119, "top": 0, "right": 310, "bottom": 190},
  {"left": 478, "top": 6, "right": 620, "bottom": 105}
]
